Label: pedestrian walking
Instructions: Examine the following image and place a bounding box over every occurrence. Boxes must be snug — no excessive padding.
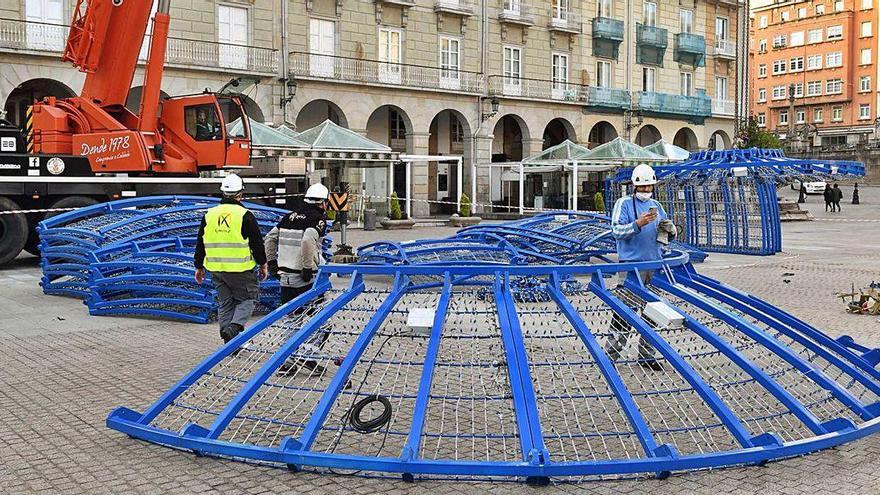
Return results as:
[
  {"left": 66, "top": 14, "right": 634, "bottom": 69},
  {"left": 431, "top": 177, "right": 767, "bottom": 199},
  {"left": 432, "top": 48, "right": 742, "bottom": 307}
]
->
[
  {"left": 853, "top": 183, "right": 860, "bottom": 205},
  {"left": 605, "top": 164, "right": 677, "bottom": 371},
  {"left": 264, "top": 183, "right": 330, "bottom": 377},
  {"left": 194, "top": 174, "right": 268, "bottom": 344},
  {"left": 833, "top": 183, "right": 843, "bottom": 212},
  {"left": 823, "top": 184, "right": 833, "bottom": 212}
]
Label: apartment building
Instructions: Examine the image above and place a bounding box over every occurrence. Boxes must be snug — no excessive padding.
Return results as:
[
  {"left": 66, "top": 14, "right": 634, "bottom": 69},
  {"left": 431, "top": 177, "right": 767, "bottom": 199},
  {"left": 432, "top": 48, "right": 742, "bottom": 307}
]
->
[
  {"left": 750, "top": 0, "right": 878, "bottom": 147},
  {"left": 0, "top": 0, "right": 742, "bottom": 216}
]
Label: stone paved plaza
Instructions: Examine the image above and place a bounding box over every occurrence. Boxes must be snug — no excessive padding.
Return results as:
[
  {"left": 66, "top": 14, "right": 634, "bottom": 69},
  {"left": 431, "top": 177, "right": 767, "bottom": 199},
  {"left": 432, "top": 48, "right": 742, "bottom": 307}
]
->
[{"left": 1, "top": 185, "right": 878, "bottom": 494}]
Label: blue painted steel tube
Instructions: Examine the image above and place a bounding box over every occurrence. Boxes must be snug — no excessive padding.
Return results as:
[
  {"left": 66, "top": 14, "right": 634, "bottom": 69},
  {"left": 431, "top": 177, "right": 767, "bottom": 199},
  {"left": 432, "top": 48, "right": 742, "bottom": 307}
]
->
[
  {"left": 588, "top": 273, "right": 756, "bottom": 448},
  {"left": 401, "top": 273, "right": 453, "bottom": 464},
  {"left": 294, "top": 274, "right": 409, "bottom": 451},
  {"left": 546, "top": 275, "right": 662, "bottom": 458},
  {"left": 494, "top": 273, "right": 550, "bottom": 466},
  {"left": 673, "top": 273, "right": 875, "bottom": 420},
  {"left": 721, "top": 181, "right": 734, "bottom": 251},
  {"left": 629, "top": 281, "right": 827, "bottom": 435},
  {"left": 202, "top": 274, "right": 368, "bottom": 439}
]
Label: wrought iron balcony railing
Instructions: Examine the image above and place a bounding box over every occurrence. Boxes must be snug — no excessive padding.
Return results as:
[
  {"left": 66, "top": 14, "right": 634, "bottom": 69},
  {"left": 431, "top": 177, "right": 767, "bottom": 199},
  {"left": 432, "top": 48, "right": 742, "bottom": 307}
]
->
[
  {"left": 499, "top": 1, "right": 536, "bottom": 25},
  {"left": 548, "top": 8, "right": 582, "bottom": 33},
  {"left": 290, "top": 52, "right": 485, "bottom": 94},
  {"left": 587, "top": 86, "right": 632, "bottom": 110},
  {"left": 487, "top": 75, "right": 588, "bottom": 103},
  {"left": 713, "top": 39, "right": 736, "bottom": 58}
]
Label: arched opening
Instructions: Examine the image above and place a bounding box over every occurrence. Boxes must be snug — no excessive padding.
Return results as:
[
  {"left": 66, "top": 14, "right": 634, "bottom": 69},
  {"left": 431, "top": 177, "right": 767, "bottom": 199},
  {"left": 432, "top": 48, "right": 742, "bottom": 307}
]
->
[
  {"left": 492, "top": 114, "right": 528, "bottom": 214},
  {"left": 366, "top": 105, "right": 413, "bottom": 213},
  {"left": 587, "top": 121, "right": 618, "bottom": 148},
  {"left": 125, "top": 86, "right": 171, "bottom": 115},
  {"left": 542, "top": 118, "right": 576, "bottom": 149},
  {"left": 3, "top": 78, "right": 76, "bottom": 128},
  {"left": 635, "top": 125, "right": 662, "bottom": 147},
  {"left": 709, "top": 129, "right": 731, "bottom": 150},
  {"left": 673, "top": 127, "right": 700, "bottom": 151},
  {"left": 295, "top": 99, "right": 347, "bottom": 130},
  {"left": 429, "top": 109, "right": 472, "bottom": 215},
  {"left": 230, "top": 93, "right": 265, "bottom": 123}
]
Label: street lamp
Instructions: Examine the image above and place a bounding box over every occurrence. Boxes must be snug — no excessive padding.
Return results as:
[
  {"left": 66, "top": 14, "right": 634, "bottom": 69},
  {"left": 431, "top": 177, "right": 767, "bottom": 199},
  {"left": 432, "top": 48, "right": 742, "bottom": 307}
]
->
[
  {"left": 481, "top": 97, "right": 500, "bottom": 121},
  {"left": 280, "top": 77, "right": 297, "bottom": 109}
]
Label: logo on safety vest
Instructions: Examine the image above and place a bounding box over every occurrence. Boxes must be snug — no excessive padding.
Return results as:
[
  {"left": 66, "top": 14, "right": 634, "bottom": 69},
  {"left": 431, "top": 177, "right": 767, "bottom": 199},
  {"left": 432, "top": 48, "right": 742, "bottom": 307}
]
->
[{"left": 217, "top": 213, "right": 232, "bottom": 230}]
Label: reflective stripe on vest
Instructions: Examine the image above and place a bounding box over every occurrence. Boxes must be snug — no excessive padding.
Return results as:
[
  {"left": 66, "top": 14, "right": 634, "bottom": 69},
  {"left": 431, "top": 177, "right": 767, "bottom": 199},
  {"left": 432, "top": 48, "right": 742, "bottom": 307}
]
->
[{"left": 202, "top": 203, "right": 256, "bottom": 272}]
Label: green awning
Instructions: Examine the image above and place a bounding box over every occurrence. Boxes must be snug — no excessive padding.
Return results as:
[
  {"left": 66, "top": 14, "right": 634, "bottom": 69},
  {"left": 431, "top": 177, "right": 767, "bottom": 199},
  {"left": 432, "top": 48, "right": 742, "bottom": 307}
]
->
[
  {"left": 575, "top": 137, "right": 666, "bottom": 162},
  {"left": 644, "top": 139, "right": 690, "bottom": 160},
  {"left": 295, "top": 120, "right": 391, "bottom": 152},
  {"left": 523, "top": 139, "right": 592, "bottom": 163}
]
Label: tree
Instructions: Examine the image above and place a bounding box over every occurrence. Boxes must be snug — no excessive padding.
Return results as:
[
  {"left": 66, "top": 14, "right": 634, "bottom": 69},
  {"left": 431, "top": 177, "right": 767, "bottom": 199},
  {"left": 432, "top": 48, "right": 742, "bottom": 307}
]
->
[
  {"left": 389, "top": 192, "right": 402, "bottom": 220},
  {"left": 736, "top": 117, "right": 782, "bottom": 149},
  {"left": 458, "top": 193, "right": 472, "bottom": 217}
]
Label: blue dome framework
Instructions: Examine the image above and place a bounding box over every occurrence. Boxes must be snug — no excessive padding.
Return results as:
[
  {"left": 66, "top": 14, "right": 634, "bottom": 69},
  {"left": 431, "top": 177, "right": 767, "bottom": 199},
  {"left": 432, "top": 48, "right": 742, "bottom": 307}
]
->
[
  {"left": 108, "top": 253, "right": 880, "bottom": 482},
  {"left": 606, "top": 149, "right": 865, "bottom": 256}
]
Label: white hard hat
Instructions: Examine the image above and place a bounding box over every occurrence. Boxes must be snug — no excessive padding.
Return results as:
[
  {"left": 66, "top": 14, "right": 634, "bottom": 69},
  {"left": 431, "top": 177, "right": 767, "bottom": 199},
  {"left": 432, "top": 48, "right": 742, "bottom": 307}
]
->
[
  {"left": 304, "top": 183, "right": 329, "bottom": 203},
  {"left": 631, "top": 164, "right": 657, "bottom": 186},
  {"left": 220, "top": 174, "right": 244, "bottom": 194}
]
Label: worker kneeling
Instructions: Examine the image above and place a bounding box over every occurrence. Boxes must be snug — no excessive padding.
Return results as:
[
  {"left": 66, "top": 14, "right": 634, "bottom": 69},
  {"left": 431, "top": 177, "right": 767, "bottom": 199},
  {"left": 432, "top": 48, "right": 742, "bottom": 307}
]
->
[
  {"left": 605, "top": 164, "right": 677, "bottom": 371},
  {"left": 194, "top": 174, "right": 269, "bottom": 344},
  {"left": 265, "top": 183, "right": 329, "bottom": 376}
]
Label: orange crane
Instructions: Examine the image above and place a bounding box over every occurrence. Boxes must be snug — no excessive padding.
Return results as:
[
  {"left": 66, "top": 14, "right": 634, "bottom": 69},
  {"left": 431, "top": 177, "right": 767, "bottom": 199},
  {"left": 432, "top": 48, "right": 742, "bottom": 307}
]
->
[{"left": 28, "top": 0, "right": 251, "bottom": 174}]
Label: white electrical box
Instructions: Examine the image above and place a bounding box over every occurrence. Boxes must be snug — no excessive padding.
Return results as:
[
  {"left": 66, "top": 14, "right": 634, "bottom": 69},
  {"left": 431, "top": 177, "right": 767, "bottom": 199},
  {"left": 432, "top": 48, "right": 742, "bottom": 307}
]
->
[
  {"left": 731, "top": 166, "right": 748, "bottom": 177},
  {"left": 643, "top": 301, "right": 685, "bottom": 329},
  {"left": 406, "top": 308, "right": 436, "bottom": 336}
]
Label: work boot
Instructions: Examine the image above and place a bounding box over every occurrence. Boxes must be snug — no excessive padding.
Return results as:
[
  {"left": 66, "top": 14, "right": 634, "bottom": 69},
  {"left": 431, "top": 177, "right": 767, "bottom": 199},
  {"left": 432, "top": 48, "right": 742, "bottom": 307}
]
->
[{"left": 638, "top": 358, "right": 664, "bottom": 371}]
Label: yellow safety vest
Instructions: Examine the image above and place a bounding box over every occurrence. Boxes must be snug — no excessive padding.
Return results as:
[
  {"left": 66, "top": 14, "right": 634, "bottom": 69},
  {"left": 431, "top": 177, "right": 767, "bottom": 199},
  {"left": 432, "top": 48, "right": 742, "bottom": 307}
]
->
[{"left": 202, "top": 203, "right": 256, "bottom": 272}]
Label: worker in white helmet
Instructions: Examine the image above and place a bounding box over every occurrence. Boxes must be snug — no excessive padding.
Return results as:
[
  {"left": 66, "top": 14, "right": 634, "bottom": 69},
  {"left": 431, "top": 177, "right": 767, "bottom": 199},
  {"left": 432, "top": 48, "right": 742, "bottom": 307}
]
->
[
  {"left": 265, "top": 182, "right": 330, "bottom": 376},
  {"left": 605, "top": 164, "right": 677, "bottom": 371},
  {"left": 194, "top": 174, "right": 269, "bottom": 344}
]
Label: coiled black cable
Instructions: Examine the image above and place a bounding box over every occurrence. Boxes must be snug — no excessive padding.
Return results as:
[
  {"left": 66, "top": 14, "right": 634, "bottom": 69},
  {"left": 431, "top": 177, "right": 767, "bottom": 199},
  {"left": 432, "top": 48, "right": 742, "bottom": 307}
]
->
[{"left": 348, "top": 394, "right": 392, "bottom": 433}]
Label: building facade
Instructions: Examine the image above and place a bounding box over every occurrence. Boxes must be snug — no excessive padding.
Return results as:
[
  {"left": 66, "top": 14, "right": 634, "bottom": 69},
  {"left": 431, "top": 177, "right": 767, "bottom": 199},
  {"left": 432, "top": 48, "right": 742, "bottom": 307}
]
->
[
  {"left": 749, "top": 0, "right": 878, "bottom": 147},
  {"left": 0, "top": 0, "right": 742, "bottom": 216}
]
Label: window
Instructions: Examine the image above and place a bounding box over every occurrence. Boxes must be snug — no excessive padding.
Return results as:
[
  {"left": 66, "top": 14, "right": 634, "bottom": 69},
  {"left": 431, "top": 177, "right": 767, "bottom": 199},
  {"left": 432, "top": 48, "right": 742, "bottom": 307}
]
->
[
  {"left": 792, "top": 82, "right": 804, "bottom": 97},
  {"left": 807, "top": 54, "right": 822, "bottom": 70},
  {"left": 597, "top": 60, "right": 612, "bottom": 87},
  {"left": 551, "top": 53, "right": 569, "bottom": 97},
  {"left": 680, "top": 72, "right": 693, "bottom": 96},
  {"left": 715, "top": 76, "right": 728, "bottom": 100},
  {"left": 799, "top": 7, "right": 807, "bottom": 18},
  {"left": 642, "top": 67, "right": 656, "bottom": 92},
  {"left": 680, "top": 10, "right": 693, "bottom": 33},
  {"left": 378, "top": 28, "right": 402, "bottom": 83},
  {"left": 808, "top": 29, "right": 823, "bottom": 43},
  {"left": 790, "top": 57, "right": 804, "bottom": 72},
  {"left": 826, "top": 78, "right": 843, "bottom": 94},
  {"left": 862, "top": 21, "right": 873, "bottom": 37},
  {"left": 759, "top": 16, "right": 767, "bottom": 28},
  {"left": 503, "top": 46, "right": 522, "bottom": 93},
  {"left": 781, "top": 11, "right": 789, "bottom": 22},
  {"left": 759, "top": 39, "right": 767, "bottom": 52},
  {"left": 779, "top": 110, "right": 788, "bottom": 125},
  {"left": 439, "top": 36, "right": 460, "bottom": 88},
  {"left": 772, "top": 59, "right": 786, "bottom": 74},
  {"left": 862, "top": 0, "right": 873, "bottom": 9},
  {"left": 757, "top": 113, "right": 766, "bottom": 127},
  {"left": 806, "top": 80, "right": 822, "bottom": 96},
  {"left": 758, "top": 88, "right": 767, "bottom": 102},
  {"left": 860, "top": 76, "right": 871, "bottom": 92},
  {"left": 834, "top": 0, "right": 844, "bottom": 12},
  {"left": 813, "top": 108, "right": 823, "bottom": 122},
  {"left": 796, "top": 109, "right": 806, "bottom": 123},
  {"left": 552, "top": 0, "right": 570, "bottom": 21},
  {"left": 185, "top": 104, "right": 222, "bottom": 141},
  {"left": 832, "top": 106, "right": 842, "bottom": 121},
  {"left": 309, "top": 18, "right": 336, "bottom": 77},
  {"left": 772, "top": 85, "right": 787, "bottom": 100},
  {"left": 758, "top": 64, "right": 767, "bottom": 77},
  {"left": 826, "top": 51, "right": 842, "bottom": 67},
  {"left": 859, "top": 104, "right": 871, "bottom": 119},
  {"left": 827, "top": 25, "right": 843, "bottom": 40},
  {"left": 716, "top": 17, "right": 729, "bottom": 41},
  {"left": 773, "top": 34, "right": 787, "bottom": 48},
  {"left": 26, "top": 0, "right": 65, "bottom": 51},
  {"left": 791, "top": 31, "right": 804, "bottom": 46},
  {"left": 861, "top": 48, "right": 872, "bottom": 64},
  {"left": 598, "top": 0, "right": 613, "bottom": 18},
  {"left": 217, "top": 5, "right": 248, "bottom": 70},
  {"left": 450, "top": 117, "right": 464, "bottom": 144},
  {"left": 816, "top": 4, "right": 825, "bottom": 14},
  {"left": 389, "top": 109, "right": 406, "bottom": 140},
  {"left": 643, "top": 2, "right": 657, "bottom": 26}
]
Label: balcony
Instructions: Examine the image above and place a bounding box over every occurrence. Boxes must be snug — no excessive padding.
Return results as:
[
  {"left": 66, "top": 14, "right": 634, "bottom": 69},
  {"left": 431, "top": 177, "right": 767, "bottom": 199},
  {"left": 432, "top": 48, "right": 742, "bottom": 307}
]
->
[
  {"left": 714, "top": 39, "right": 736, "bottom": 59},
  {"left": 499, "top": 2, "right": 535, "bottom": 26},
  {"left": 636, "top": 24, "right": 668, "bottom": 65},
  {"left": 0, "top": 18, "right": 68, "bottom": 53},
  {"left": 548, "top": 9, "right": 582, "bottom": 34},
  {"left": 487, "top": 75, "right": 588, "bottom": 103},
  {"left": 434, "top": 0, "right": 475, "bottom": 16},
  {"left": 674, "top": 33, "right": 706, "bottom": 67},
  {"left": 637, "top": 90, "right": 712, "bottom": 123},
  {"left": 712, "top": 98, "right": 735, "bottom": 116},
  {"left": 290, "top": 52, "right": 485, "bottom": 94},
  {"left": 586, "top": 86, "right": 632, "bottom": 111},
  {"left": 592, "top": 17, "right": 624, "bottom": 42}
]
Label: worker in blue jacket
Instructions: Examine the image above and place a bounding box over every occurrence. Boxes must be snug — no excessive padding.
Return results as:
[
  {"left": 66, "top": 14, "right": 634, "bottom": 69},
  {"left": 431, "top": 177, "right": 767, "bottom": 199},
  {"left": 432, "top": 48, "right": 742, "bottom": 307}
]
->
[{"left": 605, "top": 164, "right": 677, "bottom": 371}]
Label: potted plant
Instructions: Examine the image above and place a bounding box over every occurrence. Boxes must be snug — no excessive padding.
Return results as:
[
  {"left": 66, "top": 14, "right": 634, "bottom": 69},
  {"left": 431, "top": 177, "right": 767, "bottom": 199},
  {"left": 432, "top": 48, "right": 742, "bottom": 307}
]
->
[
  {"left": 449, "top": 193, "right": 481, "bottom": 227},
  {"left": 380, "top": 192, "right": 415, "bottom": 229}
]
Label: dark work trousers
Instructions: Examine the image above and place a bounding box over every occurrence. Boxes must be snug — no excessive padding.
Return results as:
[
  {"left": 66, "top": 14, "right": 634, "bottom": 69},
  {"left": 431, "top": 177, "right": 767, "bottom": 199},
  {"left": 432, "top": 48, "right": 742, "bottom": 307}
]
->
[
  {"left": 603, "top": 270, "right": 657, "bottom": 362},
  {"left": 211, "top": 270, "right": 259, "bottom": 338},
  {"left": 281, "top": 282, "right": 328, "bottom": 348}
]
